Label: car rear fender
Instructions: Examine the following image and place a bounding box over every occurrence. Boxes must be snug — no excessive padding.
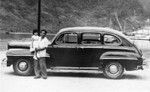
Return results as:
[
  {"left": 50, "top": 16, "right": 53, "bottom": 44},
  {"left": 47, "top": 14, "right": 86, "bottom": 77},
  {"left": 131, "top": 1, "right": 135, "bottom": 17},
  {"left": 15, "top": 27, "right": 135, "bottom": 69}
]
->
[{"left": 100, "top": 51, "right": 140, "bottom": 61}]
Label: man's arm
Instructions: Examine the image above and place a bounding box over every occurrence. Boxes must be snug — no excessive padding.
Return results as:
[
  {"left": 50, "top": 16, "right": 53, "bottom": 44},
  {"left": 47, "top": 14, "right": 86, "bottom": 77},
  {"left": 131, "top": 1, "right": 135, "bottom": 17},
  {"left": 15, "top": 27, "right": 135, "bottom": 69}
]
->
[{"left": 35, "top": 47, "right": 47, "bottom": 52}]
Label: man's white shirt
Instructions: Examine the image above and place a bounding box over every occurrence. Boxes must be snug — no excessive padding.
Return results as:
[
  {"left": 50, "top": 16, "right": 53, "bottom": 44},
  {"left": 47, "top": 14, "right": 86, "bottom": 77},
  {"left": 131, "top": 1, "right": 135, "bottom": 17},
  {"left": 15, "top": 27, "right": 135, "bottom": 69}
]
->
[{"left": 36, "top": 37, "right": 51, "bottom": 58}]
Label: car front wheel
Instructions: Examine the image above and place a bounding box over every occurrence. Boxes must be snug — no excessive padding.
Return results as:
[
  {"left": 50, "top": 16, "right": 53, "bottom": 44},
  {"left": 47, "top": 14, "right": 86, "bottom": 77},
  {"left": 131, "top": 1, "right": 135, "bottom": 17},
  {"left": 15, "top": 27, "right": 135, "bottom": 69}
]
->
[
  {"left": 13, "top": 58, "right": 33, "bottom": 76},
  {"left": 103, "top": 62, "right": 124, "bottom": 79}
]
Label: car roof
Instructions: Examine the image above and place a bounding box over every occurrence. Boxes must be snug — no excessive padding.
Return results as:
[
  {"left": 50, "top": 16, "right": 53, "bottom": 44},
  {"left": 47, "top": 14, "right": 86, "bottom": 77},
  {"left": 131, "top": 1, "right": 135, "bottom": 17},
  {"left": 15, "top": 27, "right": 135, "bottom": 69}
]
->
[
  {"left": 59, "top": 27, "right": 125, "bottom": 37},
  {"left": 51, "top": 27, "right": 133, "bottom": 44}
]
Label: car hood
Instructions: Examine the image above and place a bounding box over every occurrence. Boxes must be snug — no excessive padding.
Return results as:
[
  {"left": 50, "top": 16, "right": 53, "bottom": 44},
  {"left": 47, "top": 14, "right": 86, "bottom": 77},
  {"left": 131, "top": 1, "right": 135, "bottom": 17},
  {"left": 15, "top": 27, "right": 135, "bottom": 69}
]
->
[
  {"left": 6, "top": 49, "right": 33, "bottom": 56},
  {"left": 8, "top": 40, "right": 52, "bottom": 49},
  {"left": 8, "top": 41, "right": 31, "bottom": 47}
]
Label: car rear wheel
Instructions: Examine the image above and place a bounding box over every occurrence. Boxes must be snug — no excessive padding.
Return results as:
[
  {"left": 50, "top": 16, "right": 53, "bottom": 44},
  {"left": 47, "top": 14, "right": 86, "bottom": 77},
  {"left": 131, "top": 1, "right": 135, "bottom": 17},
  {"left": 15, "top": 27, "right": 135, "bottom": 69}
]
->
[
  {"left": 103, "top": 62, "right": 124, "bottom": 79},
  {"left": 13, "top": 58, "right": 33, "bottom": 76}
]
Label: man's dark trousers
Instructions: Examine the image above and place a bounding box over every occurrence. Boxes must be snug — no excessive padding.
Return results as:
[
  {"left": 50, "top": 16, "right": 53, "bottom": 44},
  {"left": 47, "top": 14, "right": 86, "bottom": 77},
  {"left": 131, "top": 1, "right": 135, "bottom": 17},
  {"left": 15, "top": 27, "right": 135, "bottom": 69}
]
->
[{"left": 34, "top": 57, "right": 47, "bottom": 78}]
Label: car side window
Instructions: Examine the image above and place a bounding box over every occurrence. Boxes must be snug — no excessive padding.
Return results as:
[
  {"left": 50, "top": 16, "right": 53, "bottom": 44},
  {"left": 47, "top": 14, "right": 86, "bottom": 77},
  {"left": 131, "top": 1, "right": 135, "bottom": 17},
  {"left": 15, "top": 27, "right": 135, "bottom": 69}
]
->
[
  {"left": 56, "top": 33, "right": 78, "bottom": 44},
  {"left": 104, "top": 34, "right": 121, "bottom": 46},
  {"left": 81, "top": 33, "right": 101, "bottom": 45}
]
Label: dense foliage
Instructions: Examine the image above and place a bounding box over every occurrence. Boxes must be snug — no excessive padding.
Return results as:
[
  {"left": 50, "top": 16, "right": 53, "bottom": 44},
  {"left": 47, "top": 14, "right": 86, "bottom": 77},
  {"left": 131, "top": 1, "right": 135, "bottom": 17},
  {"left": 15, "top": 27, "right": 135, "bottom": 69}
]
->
[{"left": 0, "top": 0, "right": 147, "bottom": 33}]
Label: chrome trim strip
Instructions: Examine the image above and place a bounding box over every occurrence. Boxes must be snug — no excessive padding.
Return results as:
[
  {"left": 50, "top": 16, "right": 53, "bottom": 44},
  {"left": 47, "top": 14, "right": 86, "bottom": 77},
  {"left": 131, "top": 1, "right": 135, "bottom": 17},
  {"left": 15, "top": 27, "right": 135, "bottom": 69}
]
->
[
  {"left": 7, "top": 55, "right": 33, "bottom": 56},
  {"left": 51, "top": 67, "right": 98, "bottom": 70},
  {"left": 101, "top": 58, "right": 138, "bottom": 60}
]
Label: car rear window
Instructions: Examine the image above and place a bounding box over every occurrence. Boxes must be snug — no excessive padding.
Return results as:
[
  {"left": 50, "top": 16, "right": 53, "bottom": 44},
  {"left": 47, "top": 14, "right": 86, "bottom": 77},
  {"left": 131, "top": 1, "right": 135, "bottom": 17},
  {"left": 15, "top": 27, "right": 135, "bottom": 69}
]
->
[{"left": 104, "top": 34, "right": 121, "bottom": 46}]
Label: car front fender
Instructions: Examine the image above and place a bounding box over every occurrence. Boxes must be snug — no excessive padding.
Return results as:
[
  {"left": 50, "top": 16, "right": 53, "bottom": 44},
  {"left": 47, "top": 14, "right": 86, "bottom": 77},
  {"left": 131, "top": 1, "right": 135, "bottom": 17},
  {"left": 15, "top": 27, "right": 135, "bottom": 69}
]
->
[{"left": 6, "top": 49, "right": 33, "bottom": 56}]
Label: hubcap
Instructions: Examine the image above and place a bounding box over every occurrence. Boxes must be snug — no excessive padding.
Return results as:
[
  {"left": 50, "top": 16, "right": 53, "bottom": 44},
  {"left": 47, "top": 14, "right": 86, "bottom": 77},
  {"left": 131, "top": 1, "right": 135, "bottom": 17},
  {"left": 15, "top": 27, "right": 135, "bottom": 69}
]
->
[
  {"left": 18, "top": 62, "right": 28, "bottom": 71},
  {"left": 109, "top": 65, "right": 118, "bottom": 74}
]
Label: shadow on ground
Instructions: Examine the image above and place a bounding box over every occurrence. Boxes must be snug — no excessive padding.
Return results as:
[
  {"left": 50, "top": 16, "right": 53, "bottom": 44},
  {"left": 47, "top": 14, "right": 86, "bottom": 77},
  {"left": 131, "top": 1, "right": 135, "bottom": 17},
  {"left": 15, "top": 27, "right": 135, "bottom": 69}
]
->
[
  {"left": 4, "top": 71, "right": 144, "bottom": 80},
  {"left": 122, "top": 74, "right": 143, "bottom": 80}
]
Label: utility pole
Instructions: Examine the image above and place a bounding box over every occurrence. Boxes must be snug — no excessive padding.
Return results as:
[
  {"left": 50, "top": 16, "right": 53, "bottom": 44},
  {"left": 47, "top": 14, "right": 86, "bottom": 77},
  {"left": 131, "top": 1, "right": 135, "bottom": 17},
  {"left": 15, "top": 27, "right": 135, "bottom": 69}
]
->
[{"left": 37, "top": 0, "right": 41, "bottom": 36}]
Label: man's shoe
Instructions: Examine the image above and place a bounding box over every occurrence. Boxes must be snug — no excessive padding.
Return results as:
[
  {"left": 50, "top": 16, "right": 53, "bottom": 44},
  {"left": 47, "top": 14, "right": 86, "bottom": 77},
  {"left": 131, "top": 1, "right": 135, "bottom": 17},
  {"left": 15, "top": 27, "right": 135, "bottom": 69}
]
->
[
  {"left": 42, "top": 76, "right": 47, "bottom": 79},
  {"left": 34, "top": 76, "right": 41, "bottom": 79}
]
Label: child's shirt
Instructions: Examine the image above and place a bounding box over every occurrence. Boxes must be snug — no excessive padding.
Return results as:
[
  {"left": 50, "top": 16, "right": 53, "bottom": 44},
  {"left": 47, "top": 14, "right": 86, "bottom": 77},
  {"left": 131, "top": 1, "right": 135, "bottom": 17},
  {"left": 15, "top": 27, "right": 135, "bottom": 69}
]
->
[
  {"left": 30, "top": 35, "right": 40, "bottom": 60},
  {"left": 31, "top": 35, "right": 39, "bottom": 48}
]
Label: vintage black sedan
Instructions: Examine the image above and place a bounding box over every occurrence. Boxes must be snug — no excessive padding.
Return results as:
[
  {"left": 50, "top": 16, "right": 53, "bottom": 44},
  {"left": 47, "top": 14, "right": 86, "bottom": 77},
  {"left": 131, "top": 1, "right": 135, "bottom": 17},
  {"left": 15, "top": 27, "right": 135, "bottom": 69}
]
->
[{"left": 5, "top": 27, "right": 144, "bottom": 79}]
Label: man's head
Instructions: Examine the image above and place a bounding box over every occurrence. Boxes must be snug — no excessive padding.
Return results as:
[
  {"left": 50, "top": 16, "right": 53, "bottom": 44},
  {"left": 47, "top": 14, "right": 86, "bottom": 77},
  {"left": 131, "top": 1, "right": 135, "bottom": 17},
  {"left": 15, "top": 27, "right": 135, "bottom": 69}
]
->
[{"left": 40, "top": 29, "right": 47, "bottom": 38}]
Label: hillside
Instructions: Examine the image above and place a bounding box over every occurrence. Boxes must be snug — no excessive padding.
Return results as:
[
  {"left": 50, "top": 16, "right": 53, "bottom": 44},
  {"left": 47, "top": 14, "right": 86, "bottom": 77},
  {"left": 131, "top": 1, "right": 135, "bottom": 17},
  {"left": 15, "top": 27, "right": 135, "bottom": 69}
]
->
[{"left": 0, "top": 0, "right": 147, "bottom": 33}]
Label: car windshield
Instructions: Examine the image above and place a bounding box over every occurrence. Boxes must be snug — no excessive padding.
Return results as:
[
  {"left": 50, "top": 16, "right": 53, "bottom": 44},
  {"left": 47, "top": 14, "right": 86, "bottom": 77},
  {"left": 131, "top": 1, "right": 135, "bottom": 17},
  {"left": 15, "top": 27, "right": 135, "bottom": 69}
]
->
[{"left": 56, "top": 33, "right": 78, "bottom": 44}]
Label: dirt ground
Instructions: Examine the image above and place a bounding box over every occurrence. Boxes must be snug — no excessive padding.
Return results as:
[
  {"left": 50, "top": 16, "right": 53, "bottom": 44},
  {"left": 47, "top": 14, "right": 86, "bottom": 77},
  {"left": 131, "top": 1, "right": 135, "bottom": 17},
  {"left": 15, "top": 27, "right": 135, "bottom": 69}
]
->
[{"left": 0, "top": 50, "right": 150, "bottom": 92}]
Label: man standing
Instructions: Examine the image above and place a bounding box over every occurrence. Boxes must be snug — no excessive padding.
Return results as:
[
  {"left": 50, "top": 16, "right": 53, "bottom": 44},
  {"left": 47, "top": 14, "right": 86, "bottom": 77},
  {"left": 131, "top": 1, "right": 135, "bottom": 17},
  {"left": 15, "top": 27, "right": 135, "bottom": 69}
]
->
[{"left": 34, "top": 29, "right": 51, "bottom": 79}]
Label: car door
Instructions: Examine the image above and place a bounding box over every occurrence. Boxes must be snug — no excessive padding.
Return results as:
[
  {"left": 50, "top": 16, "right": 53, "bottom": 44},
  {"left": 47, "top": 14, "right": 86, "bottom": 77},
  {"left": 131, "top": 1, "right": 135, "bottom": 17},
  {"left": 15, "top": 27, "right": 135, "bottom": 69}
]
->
[
  {"left": 47, "top": 32, "right": 80, "bottom": 67},
  {"left": 78, "top": 33, "right": 103, "bottom": 67}
]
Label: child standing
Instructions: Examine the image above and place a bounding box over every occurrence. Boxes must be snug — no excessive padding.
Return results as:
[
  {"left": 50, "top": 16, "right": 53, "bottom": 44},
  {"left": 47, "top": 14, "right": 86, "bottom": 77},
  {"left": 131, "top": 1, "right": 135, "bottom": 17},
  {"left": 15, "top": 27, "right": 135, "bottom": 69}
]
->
[{"left": 30, "top": 29, "right": 39, "bottom": 60}]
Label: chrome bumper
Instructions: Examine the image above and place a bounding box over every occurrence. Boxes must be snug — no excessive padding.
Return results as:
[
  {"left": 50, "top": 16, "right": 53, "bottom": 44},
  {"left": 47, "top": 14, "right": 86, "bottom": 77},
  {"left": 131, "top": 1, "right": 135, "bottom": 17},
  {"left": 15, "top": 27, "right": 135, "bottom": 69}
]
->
[{"left": 140, "top": 57, "right": 150, "bottom": 69}]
